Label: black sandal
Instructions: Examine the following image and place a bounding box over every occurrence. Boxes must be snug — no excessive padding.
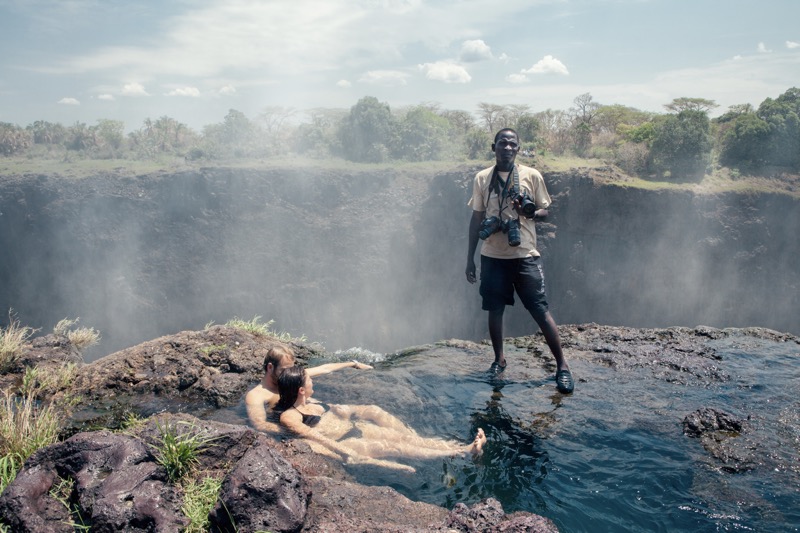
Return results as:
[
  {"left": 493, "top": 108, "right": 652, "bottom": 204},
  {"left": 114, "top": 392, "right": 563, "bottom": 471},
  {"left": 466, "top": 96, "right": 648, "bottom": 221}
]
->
[
  {"left": 555, "top": 369, "right": 574, "bottom": 393},
  {"left": 489, "top": 361, "right": 507, "bottom": 375}
]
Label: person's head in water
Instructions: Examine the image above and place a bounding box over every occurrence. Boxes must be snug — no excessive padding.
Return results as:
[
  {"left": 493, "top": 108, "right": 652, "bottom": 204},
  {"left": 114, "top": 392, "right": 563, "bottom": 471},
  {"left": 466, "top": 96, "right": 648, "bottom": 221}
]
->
[
  {"left": 276, "top": 366, "right": 309, "bottom": 411},
  {"left": 263, "top": 345, "right": 294, "bottom": 386},
  {"left": 492, "top": 128, "right": 520, "bottom": 172}
]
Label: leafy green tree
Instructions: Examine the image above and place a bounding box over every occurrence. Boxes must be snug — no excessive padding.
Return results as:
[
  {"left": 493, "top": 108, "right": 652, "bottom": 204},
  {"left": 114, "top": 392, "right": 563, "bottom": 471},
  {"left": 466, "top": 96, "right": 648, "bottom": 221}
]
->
[
  {"left": 393, "top": 106, "right": 450, "bottom": 161},
  {"left": 199, "top": 109, "right": 259, "bottom": 158},
  {"left": 258, "top": 106, "right": 297, "bottom": 154},
  {"left": 719, "top": 113, "right": 771, "bottom": 169},
  {"left": 440, "top": 109, "right": 475, "bottom": 135},
  {"left": 719, "top": 88, "right": 800, "bottom": 171},
  {"left": 27, "top": 121, "right": 67, "bottom": 145},
  {"left": 337, "top": 96, "right": 396, "bottom": 163},
  {"left": 620, "top": 122, "right": 656, "bottom": 145},
  {"left": 294, "top": 108, "right": 347, "bottom": 156},
  {"left": 0, "top": 123, "right": 32, "bottom": 156},
  {"left": 94, "top": 119, "right": 125, "bottom": 150},
  {"left": 664, "top": 97, "right": 718, "bottom": 114},
  {"left": 515, "top": 114, "right": 541, "bottom": 147},
  {"left": 649, "top": 109, "right": 712, "bottom": 180},
  {"left": 464, "top": 129, "right": 491, "bottom": 160},
  {"left": 569, "top": 93, "right": 600, "bottom": 156},
  {"left": 595, "top": 105, "right": 654, "bottom": 134},
  {"left": 130, "top": 116, "right": 195, "bottom": 157},
  {"left": 757, "top": 87, "right": 800, "bottom": 169},
  {"left": 65, "top": 122, "right": 96, "bottom": 151},
  {"left": 533, "top": 109, "right": 572, "bottom": 155},
  {"left": 476, "top": 102, "right": 506, "bottom": 133}
]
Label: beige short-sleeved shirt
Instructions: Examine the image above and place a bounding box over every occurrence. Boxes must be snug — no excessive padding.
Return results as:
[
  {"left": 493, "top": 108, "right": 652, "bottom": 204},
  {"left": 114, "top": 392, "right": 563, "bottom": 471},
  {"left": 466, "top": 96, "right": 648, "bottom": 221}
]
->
[{"left": 468, "top": 164, "right": 551, "bottom": 259}]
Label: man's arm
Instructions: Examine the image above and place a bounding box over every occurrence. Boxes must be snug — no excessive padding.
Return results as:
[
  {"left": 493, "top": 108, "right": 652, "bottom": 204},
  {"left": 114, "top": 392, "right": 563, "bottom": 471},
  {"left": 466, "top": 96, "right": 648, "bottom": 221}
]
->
[
  {"left": 244, "top": 388, "right": 281, "bottom": 434},
  {"left": 307, "top": 360, "right": 372, "bottom": 377},
  {"left": 466, "top": 210, "right": 484, "bottom": 284}
]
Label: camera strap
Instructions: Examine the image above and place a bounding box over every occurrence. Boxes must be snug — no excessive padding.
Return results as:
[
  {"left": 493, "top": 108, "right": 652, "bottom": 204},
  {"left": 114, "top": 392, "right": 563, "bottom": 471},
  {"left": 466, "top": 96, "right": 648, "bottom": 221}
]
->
[{"left": 485, "top": 165, "right": 521, "bottom": 218}]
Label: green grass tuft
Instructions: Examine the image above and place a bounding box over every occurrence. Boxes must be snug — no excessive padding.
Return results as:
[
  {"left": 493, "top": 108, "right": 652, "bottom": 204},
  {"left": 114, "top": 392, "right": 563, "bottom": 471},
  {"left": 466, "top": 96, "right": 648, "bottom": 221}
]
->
[
  {"left": 153, "top": 420, "right": 217, "bottom": 483},
  {"left": 0, "top": 313, "right": 35, "bottom": 372},
  {"left": 181, "top": 475, "right": 223, "bottom": 533},
  {"left": 222, "top": 316, "right": 306, "bottom": 342}
]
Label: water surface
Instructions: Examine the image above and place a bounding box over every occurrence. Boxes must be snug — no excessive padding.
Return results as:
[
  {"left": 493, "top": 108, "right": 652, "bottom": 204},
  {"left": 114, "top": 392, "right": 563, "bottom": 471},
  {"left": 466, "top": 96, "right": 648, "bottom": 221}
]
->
[{"left": 223, "top": 336, "right": 799, "bottom": 532}]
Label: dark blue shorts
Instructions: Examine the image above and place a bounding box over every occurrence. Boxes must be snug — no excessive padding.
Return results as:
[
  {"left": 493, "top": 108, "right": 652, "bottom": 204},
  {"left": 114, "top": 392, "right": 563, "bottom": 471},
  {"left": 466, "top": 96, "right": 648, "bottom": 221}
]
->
[{"left": 479, "top": 255, "right": 549, "bottom": 317}]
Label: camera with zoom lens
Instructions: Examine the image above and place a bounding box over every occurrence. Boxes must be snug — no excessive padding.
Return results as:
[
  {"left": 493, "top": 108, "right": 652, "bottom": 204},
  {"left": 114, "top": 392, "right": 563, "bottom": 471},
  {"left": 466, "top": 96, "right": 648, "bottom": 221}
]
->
[
  {"left": 508, "top": 186, "right": 537, "bottom": 218},
  {"left": 478, "top": 216, "right": 522, "bottom": 247},
  {"left": 478, "top": 216, "right": 503, "bottom": 240},
  {"left": 505, "top": 217, "right": 521, "bottom": 247}
]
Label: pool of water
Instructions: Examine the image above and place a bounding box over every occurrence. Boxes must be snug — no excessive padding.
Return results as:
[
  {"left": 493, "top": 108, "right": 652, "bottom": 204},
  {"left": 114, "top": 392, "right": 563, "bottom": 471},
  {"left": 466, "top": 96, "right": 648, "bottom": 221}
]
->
[{"left": 299, "top": 337, "right": 800, "bottom": 533}]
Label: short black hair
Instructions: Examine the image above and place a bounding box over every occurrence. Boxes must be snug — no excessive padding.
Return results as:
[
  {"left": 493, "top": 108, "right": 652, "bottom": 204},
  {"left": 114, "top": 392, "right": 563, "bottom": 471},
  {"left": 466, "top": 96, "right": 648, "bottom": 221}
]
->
[{"left": 494, "top": 128, "right": 519, "bottom": 144}]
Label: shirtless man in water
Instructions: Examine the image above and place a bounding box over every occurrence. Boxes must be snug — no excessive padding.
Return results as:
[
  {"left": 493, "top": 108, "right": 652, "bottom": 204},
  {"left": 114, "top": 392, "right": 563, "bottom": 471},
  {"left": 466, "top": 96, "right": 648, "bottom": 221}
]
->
[{"left": 245, "top": 345, "right": 374, "bottom": 433}]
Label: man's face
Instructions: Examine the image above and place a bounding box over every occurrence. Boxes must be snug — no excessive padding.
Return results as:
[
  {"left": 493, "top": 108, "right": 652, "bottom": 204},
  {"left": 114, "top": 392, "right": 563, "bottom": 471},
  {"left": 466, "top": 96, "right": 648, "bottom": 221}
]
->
[
  {"left": 493, "top": 132, "right": 519, "bottom": 167},
  {"left": 270, "top": 355, "right": 294, "bottom": 381}
]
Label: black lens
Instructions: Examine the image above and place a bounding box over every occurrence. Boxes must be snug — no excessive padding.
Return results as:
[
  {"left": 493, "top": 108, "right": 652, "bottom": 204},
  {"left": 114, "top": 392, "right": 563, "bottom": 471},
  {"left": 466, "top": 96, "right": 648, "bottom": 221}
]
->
[{"left": 506, "top": 219, "right": 521, "bottom": 247}]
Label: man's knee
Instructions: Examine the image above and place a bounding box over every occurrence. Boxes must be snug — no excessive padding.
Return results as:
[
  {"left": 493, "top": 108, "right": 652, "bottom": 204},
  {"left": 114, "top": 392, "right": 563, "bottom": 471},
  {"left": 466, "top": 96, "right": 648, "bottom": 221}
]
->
[{"left": 526, "top": 305, "right": 549, "bottom": 325}]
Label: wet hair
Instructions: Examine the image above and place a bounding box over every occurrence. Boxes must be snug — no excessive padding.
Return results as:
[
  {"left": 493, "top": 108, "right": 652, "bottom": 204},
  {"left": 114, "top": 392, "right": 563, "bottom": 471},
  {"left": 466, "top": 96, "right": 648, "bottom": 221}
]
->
[
  {"left": 263, "top": 345, "right": 294, "bottom": 372},
  {"left": 494, "top": 128, "right": 519, "bottom": 144},
  {"left": 276, "top": 366, "right": 306, "bottom": 412}
]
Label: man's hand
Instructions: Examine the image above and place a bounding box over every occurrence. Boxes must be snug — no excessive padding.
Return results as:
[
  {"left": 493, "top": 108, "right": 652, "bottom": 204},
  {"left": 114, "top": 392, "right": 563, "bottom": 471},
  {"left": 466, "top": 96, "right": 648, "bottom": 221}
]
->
[{"left": 465, "top": 260, "right": 477, "bottom": 284}]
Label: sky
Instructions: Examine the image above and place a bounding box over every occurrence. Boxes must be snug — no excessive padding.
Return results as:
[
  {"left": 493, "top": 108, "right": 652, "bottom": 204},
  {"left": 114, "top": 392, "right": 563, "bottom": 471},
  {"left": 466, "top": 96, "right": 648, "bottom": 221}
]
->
[{"left": 1, "top": 0, "right": 799, "bottom": 132}]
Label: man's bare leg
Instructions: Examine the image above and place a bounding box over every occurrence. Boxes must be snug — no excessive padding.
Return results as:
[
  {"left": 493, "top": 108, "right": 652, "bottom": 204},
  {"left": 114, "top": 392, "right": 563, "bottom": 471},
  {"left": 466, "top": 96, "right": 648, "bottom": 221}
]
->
[{"left": 488, "top": 308, "right": 506, "bottom": 367}]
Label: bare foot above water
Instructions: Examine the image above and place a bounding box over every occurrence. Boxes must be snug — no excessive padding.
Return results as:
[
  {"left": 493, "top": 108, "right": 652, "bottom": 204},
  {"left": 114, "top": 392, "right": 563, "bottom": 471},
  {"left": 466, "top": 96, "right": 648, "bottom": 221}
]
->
[{"left": 469, "top": 428, "right": 487, "bottom": 456}]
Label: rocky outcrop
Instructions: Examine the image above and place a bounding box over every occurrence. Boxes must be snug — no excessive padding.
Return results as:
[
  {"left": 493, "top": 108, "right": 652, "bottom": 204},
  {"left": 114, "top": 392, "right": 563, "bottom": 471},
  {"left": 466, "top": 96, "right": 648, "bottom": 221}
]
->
[
  {"left": 64, "top": 325, "right": 321, "bottom": 421},
  {"left": 683, "top": 407, "right": 755, "bottom": 473}
]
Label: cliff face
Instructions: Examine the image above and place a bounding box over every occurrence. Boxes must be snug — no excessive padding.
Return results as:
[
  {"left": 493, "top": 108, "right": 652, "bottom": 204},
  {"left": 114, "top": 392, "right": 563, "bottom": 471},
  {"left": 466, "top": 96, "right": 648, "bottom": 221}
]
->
[{"left": 0, "top": 165, "right": 797, "bottom": 357}]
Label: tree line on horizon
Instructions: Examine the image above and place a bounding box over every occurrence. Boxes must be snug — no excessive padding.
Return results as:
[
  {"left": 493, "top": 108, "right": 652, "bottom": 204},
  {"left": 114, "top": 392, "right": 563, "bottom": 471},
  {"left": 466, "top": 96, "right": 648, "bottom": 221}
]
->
[{"left": 1, "top": 87, "right": 798, "bottom": 181}]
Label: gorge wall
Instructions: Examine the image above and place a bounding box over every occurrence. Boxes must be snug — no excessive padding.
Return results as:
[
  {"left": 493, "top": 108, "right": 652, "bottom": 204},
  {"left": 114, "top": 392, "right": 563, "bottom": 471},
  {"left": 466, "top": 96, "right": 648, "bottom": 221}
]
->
[{"left": 0, "top": 165, "right": 797, "bottom": 359}]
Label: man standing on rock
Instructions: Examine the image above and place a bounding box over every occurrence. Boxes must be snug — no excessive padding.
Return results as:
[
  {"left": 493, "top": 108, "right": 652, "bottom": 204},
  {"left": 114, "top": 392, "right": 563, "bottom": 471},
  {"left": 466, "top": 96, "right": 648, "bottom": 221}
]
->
[
  {"left": 246, "top": 345, "right": 374, "bottom": 432},
  {"left": 465, "top": 128, "right": 573, "bottom": 393}
]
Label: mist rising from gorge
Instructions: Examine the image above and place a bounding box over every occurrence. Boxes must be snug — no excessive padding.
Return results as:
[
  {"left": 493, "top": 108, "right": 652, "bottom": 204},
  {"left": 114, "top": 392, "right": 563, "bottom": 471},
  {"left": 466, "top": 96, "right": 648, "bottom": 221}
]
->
[{"left": 0, "top": 166, "right": 797, "bottom": 361}]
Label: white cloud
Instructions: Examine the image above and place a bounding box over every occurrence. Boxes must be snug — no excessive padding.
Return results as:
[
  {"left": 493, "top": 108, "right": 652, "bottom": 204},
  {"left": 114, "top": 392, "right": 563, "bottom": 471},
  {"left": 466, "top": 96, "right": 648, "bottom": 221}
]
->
[
  {"left": 522, "top": 55, "right": 569, "bottom": 75},
  {"left": 57, "top": 97, "right": 80, "bottom": 105},
  {"left": 460, "top": 39, "right": 492, "bottom": 62},
  {"left": 506, "top": 73, "right": 528, "bottom": 84},
  {"left": 787, "top": 41, "right": 799, "bottom": 49},
  {"left": 219, "top": 84, "right": 236, "bottom": 95},
  {"left": 166, "top": 86, "right": 201, "bottom": 97},
  {"left": 358, "top": 70, "right": 409, "bottom": 86},
  {"left": 98, "top": 94, "right": 115, "bottom": 101},
  {"left": 757, "top": 42, "right": 772, "bottom": 53},
  {"left": 121, "top": 82, "right": 149, "bottom": 96},
  {"left": 498, "top": 53, "right": 510, "bottom": 64},
  {"left": 419, "top": 61, "right": 471, "bottom": 83},
  {"left": 336, "top": 79, "right": 352, "bottom": 88}
]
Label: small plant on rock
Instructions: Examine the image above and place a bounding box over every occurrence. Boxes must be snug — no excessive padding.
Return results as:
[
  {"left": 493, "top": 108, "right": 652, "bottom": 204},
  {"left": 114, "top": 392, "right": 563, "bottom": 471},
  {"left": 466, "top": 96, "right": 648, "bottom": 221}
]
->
[
  {"left": 153, "top": 420, "right": 216, "bottom": 483},
  {"left": 222, "top": 315, "right": 306, "bottom": 342},
  {"left": 53, "top": 317, "right": 101, "bottom": 352},
  {"left": 49, "top": 475, "right": 90, "bottom": 531},
  {"left": 181, "top": 475, "right": 223, "bottom": 533},
  {"left": 0, "top": 312, "right": 34, "bottom": 372}
]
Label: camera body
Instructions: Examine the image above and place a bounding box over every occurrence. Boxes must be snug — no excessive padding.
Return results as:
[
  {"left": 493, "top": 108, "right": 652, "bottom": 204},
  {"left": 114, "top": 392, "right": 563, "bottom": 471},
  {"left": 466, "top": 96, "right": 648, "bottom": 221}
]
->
[
  {"left": 508, "top": 186, "right": 537, "bottom": 218},
  {"left": 478, "top": 216, "right": 522, "bottom": 247}
]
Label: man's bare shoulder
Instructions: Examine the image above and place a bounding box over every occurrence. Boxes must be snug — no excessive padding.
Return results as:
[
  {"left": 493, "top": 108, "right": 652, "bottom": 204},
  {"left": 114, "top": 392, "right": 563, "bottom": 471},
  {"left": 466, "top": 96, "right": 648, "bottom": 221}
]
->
[{"left": 245, "top": 384, "right": 275, "bottom": 405}]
